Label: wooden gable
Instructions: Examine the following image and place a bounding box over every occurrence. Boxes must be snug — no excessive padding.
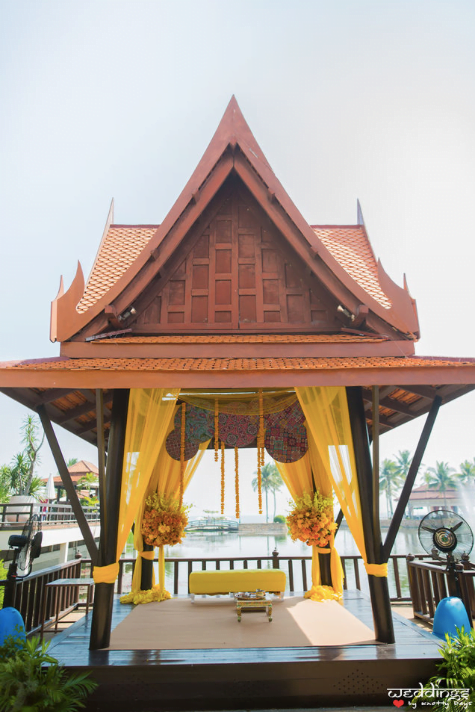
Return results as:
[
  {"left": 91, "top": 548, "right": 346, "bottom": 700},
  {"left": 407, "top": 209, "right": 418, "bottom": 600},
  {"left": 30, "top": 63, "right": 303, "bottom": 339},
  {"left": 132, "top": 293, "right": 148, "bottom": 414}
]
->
[
  {"left": 130, "top": 179, "right": 343, "bottom": 333},
  {"left": 51, "top": 97, "right": 420, "bottom": 343}
]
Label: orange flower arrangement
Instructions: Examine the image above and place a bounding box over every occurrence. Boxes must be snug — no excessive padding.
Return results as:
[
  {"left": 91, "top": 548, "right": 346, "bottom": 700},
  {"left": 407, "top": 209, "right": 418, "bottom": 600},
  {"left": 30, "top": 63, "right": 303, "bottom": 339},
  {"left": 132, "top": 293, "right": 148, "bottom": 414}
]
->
[
  {"left": 286, "top": 491, "right": 337, "bottom": 548},
  {"left": 141, "top": 493, "right": 190, "bottom": 548}
]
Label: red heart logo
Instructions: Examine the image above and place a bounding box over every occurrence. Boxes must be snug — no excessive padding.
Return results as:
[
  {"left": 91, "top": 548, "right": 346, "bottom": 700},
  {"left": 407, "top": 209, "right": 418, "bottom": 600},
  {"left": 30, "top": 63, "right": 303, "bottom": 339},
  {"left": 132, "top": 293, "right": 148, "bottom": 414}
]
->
[{"left": 393, "top": 701, "right": 404, "bottom": 708}]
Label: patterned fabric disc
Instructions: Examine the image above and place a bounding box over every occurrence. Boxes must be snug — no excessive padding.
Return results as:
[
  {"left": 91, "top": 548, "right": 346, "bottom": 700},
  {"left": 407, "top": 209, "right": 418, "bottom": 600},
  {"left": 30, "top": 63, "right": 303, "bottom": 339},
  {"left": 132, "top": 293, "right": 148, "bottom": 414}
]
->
[
  {"left": 265, "top": 422, "right": 308, "bottom": 463},
  {"left": 217, "top": 413, "right": 259, "bottom": 448},
  {"left": 174, "top": 404, "right": 214, "bottom": 443},
  {"left": 265, "top": 400, "right": 305, "bottom": 431},
  {"left": 166, "top": 429, "right": 200, "bottom": 461}
]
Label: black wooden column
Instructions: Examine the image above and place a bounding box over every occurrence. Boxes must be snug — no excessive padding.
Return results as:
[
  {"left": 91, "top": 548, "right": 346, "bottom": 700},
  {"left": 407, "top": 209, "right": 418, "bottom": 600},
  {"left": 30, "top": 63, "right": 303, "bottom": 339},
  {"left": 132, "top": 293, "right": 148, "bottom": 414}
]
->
[
  {"left": 346, "top": 386, "right": 395, "bottom": 644},
  {"left": 90, "top": 389, "right": 130, "bottom": 651},
  {"left": 140, "top": 543, "right": 154, "bottom": 590}
]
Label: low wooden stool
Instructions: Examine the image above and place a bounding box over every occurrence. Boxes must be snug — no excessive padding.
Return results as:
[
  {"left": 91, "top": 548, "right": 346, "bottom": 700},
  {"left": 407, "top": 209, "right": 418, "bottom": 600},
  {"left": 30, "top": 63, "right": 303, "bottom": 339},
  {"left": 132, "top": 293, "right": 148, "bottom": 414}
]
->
[{"left": 234, "top": 591, "right": 273, "bottom": 622}]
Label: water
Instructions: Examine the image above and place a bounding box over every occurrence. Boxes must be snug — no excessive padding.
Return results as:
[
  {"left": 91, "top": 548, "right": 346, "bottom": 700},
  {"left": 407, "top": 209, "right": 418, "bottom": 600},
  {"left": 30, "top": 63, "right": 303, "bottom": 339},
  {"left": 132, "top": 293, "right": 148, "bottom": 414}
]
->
[{"left": 121, "top": 526, "right": 424, "bottom": 598}]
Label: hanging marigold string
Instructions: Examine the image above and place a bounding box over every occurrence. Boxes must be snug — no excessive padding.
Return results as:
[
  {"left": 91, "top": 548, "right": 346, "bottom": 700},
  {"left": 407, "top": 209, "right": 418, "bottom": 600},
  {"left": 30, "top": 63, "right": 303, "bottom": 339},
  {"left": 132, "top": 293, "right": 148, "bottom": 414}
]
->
[
  {"left": 257, "top": 389, "right": 264, "bottom": 514},
  {"left": 220, "top": 441, "right": 225, "bottom": 515},
  {"left": 179, "top": 403, "right": 186, "bottom": 506},
  {"left": 234, "top": 446, "right": 240, "bottom": 519},
  {"left": 214, "top": 399, "right": 219, "bottom": 462}
]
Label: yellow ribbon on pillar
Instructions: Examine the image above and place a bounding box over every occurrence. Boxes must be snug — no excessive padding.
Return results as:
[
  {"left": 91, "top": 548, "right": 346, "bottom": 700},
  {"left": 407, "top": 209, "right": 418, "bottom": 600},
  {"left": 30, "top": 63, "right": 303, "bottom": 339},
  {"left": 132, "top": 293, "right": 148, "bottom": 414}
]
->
[
  {"left": 364, "top": 562, "right": 388, "bottom": 577},
  {"left": 92, "top": 563, "right": 120, "bottom": 585}
]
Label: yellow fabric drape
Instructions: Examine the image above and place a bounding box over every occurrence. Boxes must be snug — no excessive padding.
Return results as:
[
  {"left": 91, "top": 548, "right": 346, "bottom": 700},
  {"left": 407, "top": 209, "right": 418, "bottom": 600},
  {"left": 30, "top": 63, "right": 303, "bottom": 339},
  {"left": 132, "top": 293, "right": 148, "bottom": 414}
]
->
[
  {"left": 275, "top": 451, "right": 344, "bottom": 602},
  {"left": 92, "top": 562, "right": 119, "bottom": 584},
  {"left": 296, "top": 387, "right": 386, "bottom": 579},
  {"left": 122, "top": 435, "right": 210, "bottom": 604},
  {"left": 93, "top": 388, "right": 179, "bottom": 585}
]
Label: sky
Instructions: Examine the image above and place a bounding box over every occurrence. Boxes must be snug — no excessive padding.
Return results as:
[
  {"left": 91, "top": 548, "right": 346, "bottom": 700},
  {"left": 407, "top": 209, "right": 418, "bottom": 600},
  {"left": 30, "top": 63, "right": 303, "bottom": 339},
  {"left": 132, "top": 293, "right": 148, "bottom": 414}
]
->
[{"left": 0, "top": 0, "right": 474, "bottom": 518}]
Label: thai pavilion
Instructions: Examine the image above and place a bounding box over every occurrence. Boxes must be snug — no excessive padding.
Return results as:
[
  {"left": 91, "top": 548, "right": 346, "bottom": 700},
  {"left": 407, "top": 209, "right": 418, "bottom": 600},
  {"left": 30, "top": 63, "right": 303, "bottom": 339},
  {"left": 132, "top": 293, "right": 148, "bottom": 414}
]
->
[{"left": 1, "top": 97, "right": 474, "bottom": 707}]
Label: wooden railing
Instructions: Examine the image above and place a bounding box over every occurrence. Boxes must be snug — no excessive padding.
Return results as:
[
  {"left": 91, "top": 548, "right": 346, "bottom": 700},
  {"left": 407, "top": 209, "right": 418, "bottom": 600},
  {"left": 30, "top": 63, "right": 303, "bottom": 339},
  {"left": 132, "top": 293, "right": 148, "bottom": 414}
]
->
[
  {"left": 0, "top": 558, "right": 90, "bottom": 636},
  {"left": 407, "top": 554, "right": 475, "bottom": 626},
  {"left": 78, "top": 551, "right": 430, "bottom": 599},
  {"left": 1, "top": 552, "right": 432, "bottom": 635},
  {"left": 0, "top": 502, "right": 100, "bottom": 528}
]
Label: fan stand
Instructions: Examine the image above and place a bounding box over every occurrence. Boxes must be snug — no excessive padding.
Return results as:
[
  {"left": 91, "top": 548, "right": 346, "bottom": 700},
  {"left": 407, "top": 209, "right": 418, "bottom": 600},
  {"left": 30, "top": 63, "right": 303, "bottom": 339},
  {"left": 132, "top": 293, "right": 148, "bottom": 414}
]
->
[
  {"left": 445, "top": 553, "right": 463, "bottom": 599},
  {"left": 3, "top": 551, "right": 22, "bottom": 609}
]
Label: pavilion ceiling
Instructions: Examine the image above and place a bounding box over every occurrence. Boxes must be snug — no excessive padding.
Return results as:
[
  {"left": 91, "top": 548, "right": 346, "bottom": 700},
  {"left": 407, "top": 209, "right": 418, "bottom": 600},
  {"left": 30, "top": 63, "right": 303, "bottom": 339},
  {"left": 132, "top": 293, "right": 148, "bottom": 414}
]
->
[{"left": 1, "top": 381, "right": 473, "bottom": 448}]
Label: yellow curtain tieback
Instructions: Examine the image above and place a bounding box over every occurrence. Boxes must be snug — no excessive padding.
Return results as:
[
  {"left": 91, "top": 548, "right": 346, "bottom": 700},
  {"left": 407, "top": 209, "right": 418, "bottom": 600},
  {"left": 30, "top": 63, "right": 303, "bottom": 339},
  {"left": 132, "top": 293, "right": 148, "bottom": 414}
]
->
[
  {"left": 93, "top": 562, "right": 120, "bottom": 584},
  {"left": 141, "top": 551, "right": 155, "bottom": 560},
  {"left": 364, "top": 562, "right": 388, "bottom": 577}
]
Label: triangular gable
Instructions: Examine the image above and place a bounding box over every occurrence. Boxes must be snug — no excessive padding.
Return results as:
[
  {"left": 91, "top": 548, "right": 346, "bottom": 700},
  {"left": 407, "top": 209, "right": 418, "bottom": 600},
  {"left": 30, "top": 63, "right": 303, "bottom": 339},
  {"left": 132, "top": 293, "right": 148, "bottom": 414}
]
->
[
  {"left": 51, "top": 97, "right": 420, "bottom": 342},
  {"left": 128, "top": 182, "right": 346, "bottom": 332}
]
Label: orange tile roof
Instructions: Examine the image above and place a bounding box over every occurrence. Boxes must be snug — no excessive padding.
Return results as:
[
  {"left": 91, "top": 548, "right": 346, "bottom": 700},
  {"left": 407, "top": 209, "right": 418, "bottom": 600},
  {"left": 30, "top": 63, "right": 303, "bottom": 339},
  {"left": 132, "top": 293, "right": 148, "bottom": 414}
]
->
[
  {"left": 101, "top": 334, "right": 387, "bottom": 344},
  {"left": 74, "top": 224, "right": 391, "bottom": 314},
  {"left": 312, "top": 226, "right": 391, "bottom": 309},
  {"left": 77, "top": 226, "right": 158, "bottom": 313},
  {"left": 68, "top": 460, "right": 99, "bottom": 474},
  {"left": 5, "top": 356, "right": 475, "bottom": 372}
]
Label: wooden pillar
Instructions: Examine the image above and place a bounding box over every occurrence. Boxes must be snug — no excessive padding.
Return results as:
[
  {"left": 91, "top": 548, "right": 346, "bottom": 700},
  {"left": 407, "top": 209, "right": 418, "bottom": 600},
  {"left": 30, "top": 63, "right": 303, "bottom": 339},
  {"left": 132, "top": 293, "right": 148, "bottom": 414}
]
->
[
  {"left": 346, "top": 386, "right": 395, "bottom": 644},
  {"left": 319, "top": 554, "right": 332, "bottom": 586},
  {"left": 89, "top": 389, "right": 129, "bottom": 651},
  {"left": 140, "top": 543, "right": 154, "bottom": 590}
]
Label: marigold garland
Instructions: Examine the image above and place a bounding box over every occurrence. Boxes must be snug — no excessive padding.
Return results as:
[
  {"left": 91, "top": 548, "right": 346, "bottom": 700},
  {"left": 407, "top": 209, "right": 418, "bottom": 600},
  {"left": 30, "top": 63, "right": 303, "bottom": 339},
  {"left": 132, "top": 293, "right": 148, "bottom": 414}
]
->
[
  {"left": 234, "top": 446, "right": 240, "bottom": 519},
  {"left": 220, "top": 441, "right": 225, "bottom": 515},
  {"left": 141, "top": 493, "right": 190, "bottom": 548},
  {"left": 214, "top": 399, "right": 219, "bottom": 462},
  {"left": 286, "top": 491, "right": 337, "bottom": 548},
  {"left": 179, "top": 403, "right": 186, "bottom": 506}
]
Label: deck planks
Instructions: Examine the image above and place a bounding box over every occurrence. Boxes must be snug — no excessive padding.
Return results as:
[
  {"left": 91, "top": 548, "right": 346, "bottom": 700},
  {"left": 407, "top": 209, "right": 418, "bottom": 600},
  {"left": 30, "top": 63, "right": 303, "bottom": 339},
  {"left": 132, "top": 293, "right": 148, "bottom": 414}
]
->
[{"left": 47, "top": 591, "right": 441, "bottom": 711}]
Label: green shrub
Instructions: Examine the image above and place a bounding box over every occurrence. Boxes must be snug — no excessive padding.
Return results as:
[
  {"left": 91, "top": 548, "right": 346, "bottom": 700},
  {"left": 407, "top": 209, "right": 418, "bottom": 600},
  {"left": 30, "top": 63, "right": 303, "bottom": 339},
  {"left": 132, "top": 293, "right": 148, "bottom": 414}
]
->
[
  {"left": 414, "top": 626, "right": 475, "bottom": 711},
  {"left": 273, "top": 515, "right": 285, "bottom": 524},
  {"left": 0, "top": 633, "right": 97, "bottom": 711}
]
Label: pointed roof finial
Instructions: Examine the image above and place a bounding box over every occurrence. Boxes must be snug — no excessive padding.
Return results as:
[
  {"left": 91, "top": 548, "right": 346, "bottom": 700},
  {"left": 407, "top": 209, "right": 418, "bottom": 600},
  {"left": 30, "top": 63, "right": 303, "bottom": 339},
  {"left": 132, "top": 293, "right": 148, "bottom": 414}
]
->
[{"left": 357, "top": 199, "right": 365, "bottom": 226}]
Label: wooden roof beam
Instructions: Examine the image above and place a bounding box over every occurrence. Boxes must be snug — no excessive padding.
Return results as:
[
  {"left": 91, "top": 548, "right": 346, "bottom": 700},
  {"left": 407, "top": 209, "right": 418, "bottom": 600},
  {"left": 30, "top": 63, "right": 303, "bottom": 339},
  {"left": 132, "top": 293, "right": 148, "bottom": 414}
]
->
[
  {"left": 363, "top": 393, "right": 425, "bottom": 418},
  {"left": 363, "top": 386, "right": 394, "bottom": 410},
  {"left": 34, "top": 388, "right": 77, "bottom": 405},
  {"left": 77, "top": 417, "right": 111, "bottom": 435},
  {"left": 54, "top": 397, "right": 112, "bottom": 425},
  {"left": 399, "top": 384, "right": 438, "bottom": 400}
]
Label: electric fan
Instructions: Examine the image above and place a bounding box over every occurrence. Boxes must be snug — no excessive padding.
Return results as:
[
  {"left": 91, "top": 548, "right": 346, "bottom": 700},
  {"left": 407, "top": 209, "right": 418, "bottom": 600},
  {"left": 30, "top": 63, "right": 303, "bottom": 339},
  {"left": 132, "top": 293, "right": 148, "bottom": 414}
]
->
[
  {"left": 2, "top": 515, "right": 43, "bottom": 608},
  {"left": 418, "top": 510, "right": 474, "bottom": 561}
]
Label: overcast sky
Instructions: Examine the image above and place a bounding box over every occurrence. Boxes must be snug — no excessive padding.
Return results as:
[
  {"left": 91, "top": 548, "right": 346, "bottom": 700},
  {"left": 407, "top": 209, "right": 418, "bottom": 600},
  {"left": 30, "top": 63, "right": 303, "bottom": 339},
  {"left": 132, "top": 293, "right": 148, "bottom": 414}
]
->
[{"left": 0, "top": 0, "right": 474, "bottom": 517}]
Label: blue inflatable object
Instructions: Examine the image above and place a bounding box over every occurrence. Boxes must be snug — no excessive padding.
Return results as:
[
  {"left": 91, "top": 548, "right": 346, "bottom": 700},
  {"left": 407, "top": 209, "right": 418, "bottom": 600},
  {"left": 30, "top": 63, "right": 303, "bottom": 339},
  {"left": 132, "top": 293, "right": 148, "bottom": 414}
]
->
[
  {"left": 0, "top": 607, "right": 26, "bottom": 646},
  {"left": 433, "top": 596, "right": 471, "bottom": 640}
]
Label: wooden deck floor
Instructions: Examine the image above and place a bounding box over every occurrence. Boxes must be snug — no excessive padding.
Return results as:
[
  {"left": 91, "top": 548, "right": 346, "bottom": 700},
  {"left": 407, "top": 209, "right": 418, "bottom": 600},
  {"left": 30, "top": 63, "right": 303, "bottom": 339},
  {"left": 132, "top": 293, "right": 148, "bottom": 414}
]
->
[{"left": 47, "top": 591, "right": 442, "bottom": 711}]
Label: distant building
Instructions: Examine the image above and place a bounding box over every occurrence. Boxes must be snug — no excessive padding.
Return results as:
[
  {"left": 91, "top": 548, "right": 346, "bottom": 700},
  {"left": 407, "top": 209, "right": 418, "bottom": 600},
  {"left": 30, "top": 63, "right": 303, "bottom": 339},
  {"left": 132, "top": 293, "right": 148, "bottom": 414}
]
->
[
  {"left": 42, "top": 460, "right": 98, "bottom": 500},
  {"left": 407, "top": 484, "right": 460, "bottom": 517}
]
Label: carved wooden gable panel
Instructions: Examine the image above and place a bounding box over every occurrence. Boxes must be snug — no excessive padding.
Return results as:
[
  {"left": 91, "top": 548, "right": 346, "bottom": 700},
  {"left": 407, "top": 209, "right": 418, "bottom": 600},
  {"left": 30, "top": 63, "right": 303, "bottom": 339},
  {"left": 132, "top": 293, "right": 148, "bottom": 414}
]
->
[{"left": 134, "top": 188, "right": 342, "bottom": 332}]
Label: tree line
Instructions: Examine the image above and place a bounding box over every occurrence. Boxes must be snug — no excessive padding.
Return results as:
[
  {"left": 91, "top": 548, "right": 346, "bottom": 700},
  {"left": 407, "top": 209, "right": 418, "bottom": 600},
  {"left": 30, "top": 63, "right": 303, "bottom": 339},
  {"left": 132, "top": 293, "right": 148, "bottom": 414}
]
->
[{"left": 380, "top": 450, "right": 475, "bottom": 515}]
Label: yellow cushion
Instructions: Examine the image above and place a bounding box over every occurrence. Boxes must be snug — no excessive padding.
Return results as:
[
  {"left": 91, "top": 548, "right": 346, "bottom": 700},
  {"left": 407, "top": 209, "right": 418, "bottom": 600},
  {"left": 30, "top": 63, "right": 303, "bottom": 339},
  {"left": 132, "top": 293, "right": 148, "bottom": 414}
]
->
[{"left": 189, "top": 569, "right": 286, "bottom": 595}]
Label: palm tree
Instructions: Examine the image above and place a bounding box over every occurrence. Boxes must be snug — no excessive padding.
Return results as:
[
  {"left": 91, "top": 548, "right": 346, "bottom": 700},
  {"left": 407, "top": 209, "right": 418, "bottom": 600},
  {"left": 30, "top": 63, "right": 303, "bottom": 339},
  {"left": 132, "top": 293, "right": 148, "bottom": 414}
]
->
[
  {"left": 457, "top": 459, "right": 475, "bottom": 485},
  {"left": 251, "top": 463, "right": 283, "bottom": 522},
  {"left": 394, "top": 450, "right": 413, "bottom": 517},
  {"left": 394, "top": 450, "right": 412, "bottom": 479},
  {"left": 425, "top": 461, "right": 458, "bottom": 509},
  {"left": 0, "top": 417, "right": 45, "bottom": 499},
  {"left": 379, "top": 459, "right": 403, "bottom": 516}
]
